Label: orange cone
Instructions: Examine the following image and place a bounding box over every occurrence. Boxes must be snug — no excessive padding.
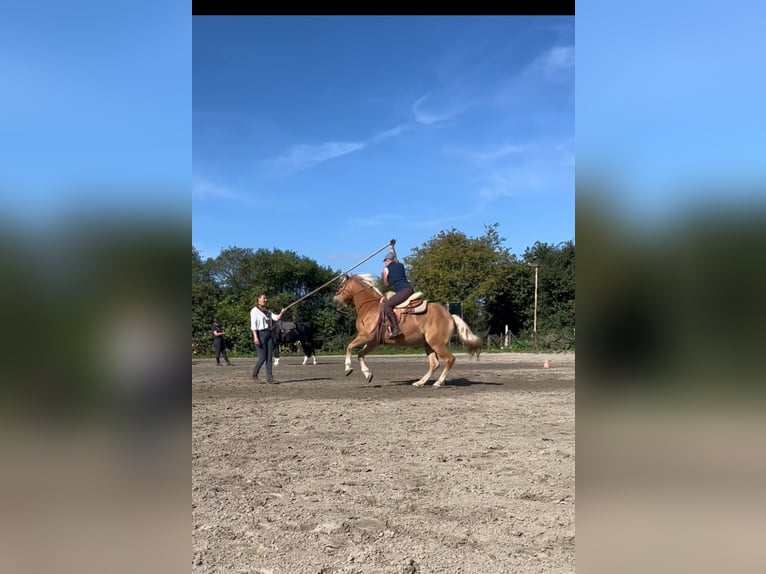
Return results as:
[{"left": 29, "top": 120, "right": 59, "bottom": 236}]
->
[{"left": 543, "top": 359, "right": 550, "bottom": 369}]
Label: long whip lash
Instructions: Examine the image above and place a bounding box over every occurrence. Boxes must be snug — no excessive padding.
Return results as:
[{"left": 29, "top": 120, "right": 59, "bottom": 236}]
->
[{"left": 282, "top": 239, "right": 396, "bottom": 312}]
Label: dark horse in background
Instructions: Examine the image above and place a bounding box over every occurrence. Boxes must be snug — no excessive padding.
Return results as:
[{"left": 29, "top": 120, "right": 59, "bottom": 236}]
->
[{"left": 272, "top": 320, "right": 317, "bottom": 365}]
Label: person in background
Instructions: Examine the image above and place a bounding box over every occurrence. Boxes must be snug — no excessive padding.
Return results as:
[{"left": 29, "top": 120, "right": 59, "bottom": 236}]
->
[
  {"left": 250, "top": 294, "right": 286, "bottom": 383},
  {"left": 380, "top": 250, "right": 414, "bottom": 337},
  {"left": 212, "top": 318, "right": 232, "bottom": 366}
]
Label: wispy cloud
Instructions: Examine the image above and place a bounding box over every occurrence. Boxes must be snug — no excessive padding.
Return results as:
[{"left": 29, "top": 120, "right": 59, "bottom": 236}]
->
[
  {"left": 451, "top": 143, "right": 530, "bottom": 165},
  {"left": 447, "top": 141, "right": 547, "bottom": 201},
  {"left": 493, "top": 44, "right": 574, "bottom": 106},
  {"left": 192, "top": 174, "right": 260, "bottom": 205},
  {"left": 266, "top": 124, "right": 410, "bottom": 177},
  {"left": 478, "top": 171, "right": 546, "bottom": 201},
  {"left": 411, "top": 40, "right": 573, "bottom": 130},
  {"left": 527, "top": 44, "right": 574, "bottom": 81},
  {"left": 409, "top": 19, "right": 518, "bottom": 126},
  {"left": 274, "top": 141, "right": 366, "bottom": 171},
  {"left": 461, "top": 139, "right": 574, "bottom": 202},
  {"left": 192, "top": 175, "right": 236, "bottom": 200},
  {"left": 411, "top": 94, "right": 449, "bottom": 125},
  {"left": 371, "top": 124, "right": 410, "bottom": 143},
  {"left": 411, "top": 92, "right": 474, "bottom": 126}
]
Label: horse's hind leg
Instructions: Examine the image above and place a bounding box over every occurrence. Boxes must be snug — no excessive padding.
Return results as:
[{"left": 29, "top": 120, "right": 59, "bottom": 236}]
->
[
  {"left": 299, "top": 340, "right": 311, "bottom": 365},
  {"left": 413, "top": 345, "right": 439, "bottom": 388},
  {"left": 431, "top": 344, "right": 455, "bottom": 388}
]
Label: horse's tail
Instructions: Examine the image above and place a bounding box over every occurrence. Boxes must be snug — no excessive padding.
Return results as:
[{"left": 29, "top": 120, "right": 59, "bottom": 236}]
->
[{"left": 451, "top": 314, "right": 483, "bottom": 360}]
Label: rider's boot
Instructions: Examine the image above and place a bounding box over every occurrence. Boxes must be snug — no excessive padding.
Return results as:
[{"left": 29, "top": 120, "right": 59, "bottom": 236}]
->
[{"left": 385, "top": 309, "right": 402, "bottom": 337}]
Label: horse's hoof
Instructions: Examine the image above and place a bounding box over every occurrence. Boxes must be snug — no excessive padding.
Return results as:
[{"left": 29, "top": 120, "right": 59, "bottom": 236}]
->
[
  {"left": 345, "top": 369, "right": 353, "bottom": 377},
  {"left": 433, "top": 382, "right": 443, "bottom": 388},
  {"left": 412, "top": 382, "right": 424, "bottom": 388},
  {"left": 365, "top": 373, "right": 373, "bottom": 383}
]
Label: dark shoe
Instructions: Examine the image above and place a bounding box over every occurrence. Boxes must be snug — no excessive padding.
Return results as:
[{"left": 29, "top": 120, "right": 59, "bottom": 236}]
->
[
  {"left": 266, "top": 379, "right": 279, "bottom": 384},
  {"left": 389, "top": 326, "right": 402, "bottom": 337},
  {"left": 252, "top": 373, "right": 261, "bottom": 382}
]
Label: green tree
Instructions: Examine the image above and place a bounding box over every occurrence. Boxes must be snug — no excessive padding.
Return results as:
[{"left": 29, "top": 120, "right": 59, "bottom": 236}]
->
[
  {"left": 192, "top": 246, "right": 220, "bottom": 354},
  {"left": 521, "top": 241, "right": 575, "bottom": 347},
  {"left": 406, "top": 223, "right": 517, "bottom": 334},
  {"left": 193, "top": 246, "right": 343, "bottom": 355},
  {"left": 193, "top": 230, "right": 575, "bottom": 355},
  {"left": 483, "top": 260, "right": 533, "bottom": 338}
]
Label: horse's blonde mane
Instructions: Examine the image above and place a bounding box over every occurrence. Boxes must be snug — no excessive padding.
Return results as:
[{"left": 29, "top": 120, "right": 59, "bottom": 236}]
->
[{"left": 354, "top": 273, "right": 383, "bottom": 296}]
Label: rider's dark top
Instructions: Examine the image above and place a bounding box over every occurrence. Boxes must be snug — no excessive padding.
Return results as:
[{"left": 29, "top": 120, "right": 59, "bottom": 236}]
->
[{"left": 387, "top": 261, "right": 412, "bottom": 292}]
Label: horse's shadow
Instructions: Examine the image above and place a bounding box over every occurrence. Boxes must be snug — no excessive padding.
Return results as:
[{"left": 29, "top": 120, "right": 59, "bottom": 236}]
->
[
  {"left": 277, "top": 377, "right": 334, "bottom": 384},
  {"left": 385, "top": 378, "right": 503, "bottom": 388}
]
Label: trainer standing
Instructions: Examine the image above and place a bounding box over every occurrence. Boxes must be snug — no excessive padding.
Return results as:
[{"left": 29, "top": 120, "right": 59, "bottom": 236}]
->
[{"left": 250, "top": 293, "right": 286, "bottom": 384}]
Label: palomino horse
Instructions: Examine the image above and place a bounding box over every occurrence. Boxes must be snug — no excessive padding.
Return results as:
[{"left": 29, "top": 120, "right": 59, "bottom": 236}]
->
[
  {"left": 272, "top": 320, "right": 317, "bottom": 365},
  {"left": 332, "top": 274, "right": 482, "bottom": 387}
]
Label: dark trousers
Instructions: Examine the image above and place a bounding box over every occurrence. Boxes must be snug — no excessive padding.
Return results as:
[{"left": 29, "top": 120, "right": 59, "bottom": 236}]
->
[
  {"left": 383, "top": 286, "right": 414, "bottom": 331},
  {"left": 214, "top": 338, "right": 230, "bottom": 364},
  {"left": 252, "top": 329, "right": 275, "bottom": 380}
]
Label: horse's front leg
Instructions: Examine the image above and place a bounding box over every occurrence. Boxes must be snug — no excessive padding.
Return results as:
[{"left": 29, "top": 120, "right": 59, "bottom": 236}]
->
[
  {"left": 344, "top": 335, "right": 370, "bottom": 376},
  {"left": 357, "top": 343, "right": 378, "bottom": 383},
  {"left": 344, "top": 346, "right": 353, "bottom": 376}
]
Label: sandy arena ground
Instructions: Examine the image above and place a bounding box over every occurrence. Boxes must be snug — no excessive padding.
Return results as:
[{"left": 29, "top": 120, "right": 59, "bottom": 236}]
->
[{"left": 192, "top": 351, "right": 575, "bottom": 573}]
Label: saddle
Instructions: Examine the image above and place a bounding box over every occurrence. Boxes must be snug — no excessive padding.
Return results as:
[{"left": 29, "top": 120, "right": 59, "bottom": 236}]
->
[
  {"left": 385, "top": 291, "right": 427, "bottom": 314},
  {"left": 377, "top": 292, "right": 429, "bottom": 343},
  {"left": 278, "top": 320, "right": 297, "bottom": 332}
]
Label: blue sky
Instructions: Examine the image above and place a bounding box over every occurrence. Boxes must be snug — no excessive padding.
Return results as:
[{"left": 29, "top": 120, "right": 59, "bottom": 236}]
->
[
  {"left": 193, "top": 16, "right": 574, "bottom": 275},
  {"left": 2, "top": 2, "right": 763, "bottom": 256},
  {"left": 0, "top": 1, "right": 190, "bottom": 222},
  {"left": 577, "top": 2, "right": 766, "bottom": 220}
]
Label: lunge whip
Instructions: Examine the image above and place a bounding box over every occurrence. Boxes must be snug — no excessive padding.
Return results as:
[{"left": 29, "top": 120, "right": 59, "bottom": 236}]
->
[{"left": 281, "top": 239, "right": 396, "bottom": 312}]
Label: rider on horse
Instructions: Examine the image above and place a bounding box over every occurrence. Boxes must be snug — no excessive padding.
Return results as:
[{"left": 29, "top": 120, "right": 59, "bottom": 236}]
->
[{"left": 380, "top": 250, "right": 414, "bottom": 337}]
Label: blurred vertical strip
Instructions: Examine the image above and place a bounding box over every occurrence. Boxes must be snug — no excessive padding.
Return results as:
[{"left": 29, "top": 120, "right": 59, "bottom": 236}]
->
[
  {"left": 0, "top": 2, "right": 190, "bottom": 574},
  {"left": 577, "top": 1, "right": 766, "bottom": 572}
]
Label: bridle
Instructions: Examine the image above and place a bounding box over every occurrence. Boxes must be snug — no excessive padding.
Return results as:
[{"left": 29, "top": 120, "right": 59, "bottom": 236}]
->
[{"left": 334, "top": 279, "right": 354, "bottom": 302}]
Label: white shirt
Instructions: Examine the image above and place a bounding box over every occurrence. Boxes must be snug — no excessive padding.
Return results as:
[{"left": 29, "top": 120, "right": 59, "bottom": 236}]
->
[{"left": 250, "top": 306, "right": 279, "bottom": 331}]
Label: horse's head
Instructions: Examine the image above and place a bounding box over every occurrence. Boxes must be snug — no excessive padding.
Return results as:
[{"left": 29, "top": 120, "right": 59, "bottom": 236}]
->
[{"left": 332, "top": 274, "right": 354, "bottom": 308}]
